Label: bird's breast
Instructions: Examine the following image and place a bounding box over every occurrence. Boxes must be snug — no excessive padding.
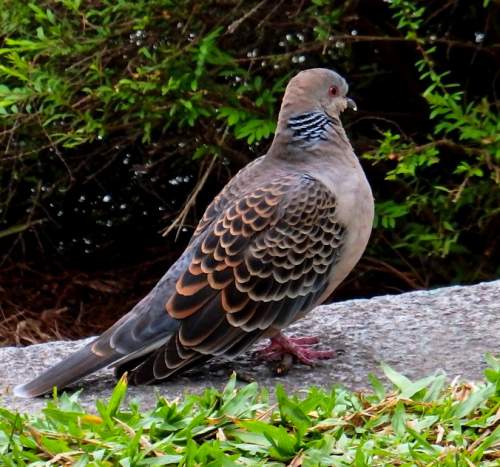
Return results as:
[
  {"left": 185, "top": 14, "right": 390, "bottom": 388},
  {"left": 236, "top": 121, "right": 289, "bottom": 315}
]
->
[{"left": 313, "top": 160, "right": 374, "bottom": 304}]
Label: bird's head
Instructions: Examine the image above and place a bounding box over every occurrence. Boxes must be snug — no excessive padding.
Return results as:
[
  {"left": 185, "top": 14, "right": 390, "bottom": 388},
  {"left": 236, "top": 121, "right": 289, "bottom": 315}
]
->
[{"left": 279, "top": 68, "right": 356, "bottom": 122}]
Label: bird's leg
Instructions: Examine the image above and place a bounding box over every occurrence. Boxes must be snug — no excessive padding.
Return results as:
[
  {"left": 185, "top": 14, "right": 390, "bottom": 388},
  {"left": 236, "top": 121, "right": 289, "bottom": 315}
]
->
[{"left": 255, "top": 332, "right": 335, "bottom": 366}]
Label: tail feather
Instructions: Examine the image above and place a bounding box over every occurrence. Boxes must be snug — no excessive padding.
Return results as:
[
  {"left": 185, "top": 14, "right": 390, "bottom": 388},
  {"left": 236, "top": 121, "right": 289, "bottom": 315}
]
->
[
  {"left": 13, "top": 256, "right": 187, "bottom": 398},
  {"left": 13, "top": 343, "right": 118, "bottom": 398}
]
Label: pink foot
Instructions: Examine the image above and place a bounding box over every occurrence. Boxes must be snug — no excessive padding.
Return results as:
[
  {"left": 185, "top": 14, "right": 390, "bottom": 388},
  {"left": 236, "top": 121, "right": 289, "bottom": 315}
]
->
[{"left": 255, "top": 333, "right": 335, "bottom": 365}]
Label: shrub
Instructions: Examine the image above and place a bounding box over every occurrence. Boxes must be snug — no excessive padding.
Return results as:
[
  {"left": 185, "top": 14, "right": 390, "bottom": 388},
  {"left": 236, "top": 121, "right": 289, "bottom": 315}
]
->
[{"left": 0, "top": 0, "right": 498, "bottom": 288}]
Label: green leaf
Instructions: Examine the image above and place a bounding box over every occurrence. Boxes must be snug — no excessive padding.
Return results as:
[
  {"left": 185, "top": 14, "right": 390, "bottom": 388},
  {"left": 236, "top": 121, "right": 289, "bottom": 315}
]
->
[
  {"left": 452, "top": 384, "right": 495, "bottom": 418},
  {"left": 484, "top": 354, "right": 500, "bottom": 385},
  {"left": 391, "top": 402, "right": 406, "bottom": 436},
  {"left": 276, "top": 385, "right": 311, "bottom": 438},
  {"left": 0, "top": 220, "right": 44, "bottom": 239},
  {"left": 138, "top": 455, "right": 184, "bottom": 465},
  {"left": 100, "top": 372, "right": 128, "bottom": 420},
  {"left": 381, "top": 363, "right": 413, "bottom": 392},
  {"left": 381, "top": 363, "right": 437, "bottom": 399},
  {"left": 367, "top": 373, "right": 386, "bottom": 400}
]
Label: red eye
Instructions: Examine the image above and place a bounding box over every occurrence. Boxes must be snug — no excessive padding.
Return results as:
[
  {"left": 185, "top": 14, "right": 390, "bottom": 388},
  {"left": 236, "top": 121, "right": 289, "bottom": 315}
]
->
[{"left": 329, "top": 86, "right": 338, "bottom": 97}]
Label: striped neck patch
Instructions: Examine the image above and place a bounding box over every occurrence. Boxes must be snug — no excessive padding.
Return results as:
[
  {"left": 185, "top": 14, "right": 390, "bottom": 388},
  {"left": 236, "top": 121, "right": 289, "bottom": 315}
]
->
[{"left": 287, "top": 111, "right": 335, "bottom": 144}]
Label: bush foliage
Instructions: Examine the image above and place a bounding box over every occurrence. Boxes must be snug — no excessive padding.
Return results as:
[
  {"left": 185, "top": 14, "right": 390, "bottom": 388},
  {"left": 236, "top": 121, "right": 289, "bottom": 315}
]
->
[{"left": 0, "top": 0, "right": 499, "bottom": 287}]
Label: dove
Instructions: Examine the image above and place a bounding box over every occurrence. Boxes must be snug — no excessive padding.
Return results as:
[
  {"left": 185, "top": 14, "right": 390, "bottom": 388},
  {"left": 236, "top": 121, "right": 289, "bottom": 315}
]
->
[{"left": 14, "top": 68, "right": 374, "bottom": 397}]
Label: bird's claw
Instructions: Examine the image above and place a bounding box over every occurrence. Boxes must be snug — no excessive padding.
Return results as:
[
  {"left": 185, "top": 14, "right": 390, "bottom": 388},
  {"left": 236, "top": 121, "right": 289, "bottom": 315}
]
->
[{"left": 255, "top": 333, "right": 335, "bottom": 366}]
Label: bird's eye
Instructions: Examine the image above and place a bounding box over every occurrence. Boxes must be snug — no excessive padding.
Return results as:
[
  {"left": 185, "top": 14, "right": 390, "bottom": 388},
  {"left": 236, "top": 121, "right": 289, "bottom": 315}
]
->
[{"left": 328, "top": 86, "right": 338, "bottom": 97}]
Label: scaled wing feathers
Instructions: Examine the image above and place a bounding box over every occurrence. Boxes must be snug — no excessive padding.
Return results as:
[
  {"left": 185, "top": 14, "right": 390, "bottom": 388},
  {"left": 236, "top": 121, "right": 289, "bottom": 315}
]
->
[{"left": 127, "top": 173, "right": 345, "bottom": 383}]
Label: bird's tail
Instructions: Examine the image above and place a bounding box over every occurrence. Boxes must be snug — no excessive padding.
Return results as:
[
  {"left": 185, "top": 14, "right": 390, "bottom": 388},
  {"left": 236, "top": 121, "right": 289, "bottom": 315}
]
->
[
  {"left": 13, "top": 268, "right": 182, "bottom": 398},
  {"left": 13, "top": 342, "right": 118, "bottom": 398}
]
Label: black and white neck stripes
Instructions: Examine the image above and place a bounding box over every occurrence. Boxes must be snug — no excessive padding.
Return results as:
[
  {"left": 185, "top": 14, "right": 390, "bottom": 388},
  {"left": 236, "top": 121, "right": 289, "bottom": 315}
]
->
[{"left": 287, "top": 111, "right": 335, "bottom": 144}]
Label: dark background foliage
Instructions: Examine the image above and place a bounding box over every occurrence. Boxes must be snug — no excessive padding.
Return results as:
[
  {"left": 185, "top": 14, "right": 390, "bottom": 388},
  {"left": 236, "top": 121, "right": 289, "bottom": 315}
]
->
[{"left": 0, "top": 0, "right": 499, "bottom": 344}]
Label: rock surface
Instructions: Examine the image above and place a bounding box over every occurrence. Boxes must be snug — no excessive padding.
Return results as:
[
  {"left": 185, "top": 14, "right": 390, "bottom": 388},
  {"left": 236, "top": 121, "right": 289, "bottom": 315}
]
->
[{"left": 1, "top": 280, "right": 499, "bottom": 414}]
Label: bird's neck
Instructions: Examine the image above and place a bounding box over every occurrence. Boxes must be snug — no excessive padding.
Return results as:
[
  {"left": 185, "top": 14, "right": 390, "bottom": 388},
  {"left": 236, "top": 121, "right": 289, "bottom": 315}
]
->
[{"left": 268, "top": 109, "right": 352, "bottom": 161}]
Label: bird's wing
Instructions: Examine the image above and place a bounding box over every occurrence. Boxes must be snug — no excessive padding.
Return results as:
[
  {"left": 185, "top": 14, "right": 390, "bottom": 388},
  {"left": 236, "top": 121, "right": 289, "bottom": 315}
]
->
[
  {"left": 190, "top": 155, "right": 266, "bottom": 240},
  {"left": 129, "top": 172, "right": 346, "bottom": 383}
]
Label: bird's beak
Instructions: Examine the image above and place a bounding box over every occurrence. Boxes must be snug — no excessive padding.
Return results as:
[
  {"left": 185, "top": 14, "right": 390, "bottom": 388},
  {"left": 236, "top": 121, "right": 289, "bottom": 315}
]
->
[{"left": 346, "top": 97, "right": 357, "bottom": 112}]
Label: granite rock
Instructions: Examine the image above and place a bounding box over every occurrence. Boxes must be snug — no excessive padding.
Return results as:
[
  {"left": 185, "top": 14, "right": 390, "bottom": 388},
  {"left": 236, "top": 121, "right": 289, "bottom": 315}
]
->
[{"left": 1, "top": 280, "right": 499, "bottom": 414}]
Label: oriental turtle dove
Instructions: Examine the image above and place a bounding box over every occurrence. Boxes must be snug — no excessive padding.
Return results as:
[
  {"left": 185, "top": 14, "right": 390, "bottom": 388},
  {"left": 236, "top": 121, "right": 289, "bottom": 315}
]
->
[{"left": 15, "top": 68, "right": 374, "bottom": 397}]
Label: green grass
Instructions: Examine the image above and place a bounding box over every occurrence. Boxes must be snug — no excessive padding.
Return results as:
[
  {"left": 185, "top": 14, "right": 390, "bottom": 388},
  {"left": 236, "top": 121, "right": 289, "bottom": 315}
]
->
[{"left": 1, "top": 357, "right": 499, "bottom": 466}]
